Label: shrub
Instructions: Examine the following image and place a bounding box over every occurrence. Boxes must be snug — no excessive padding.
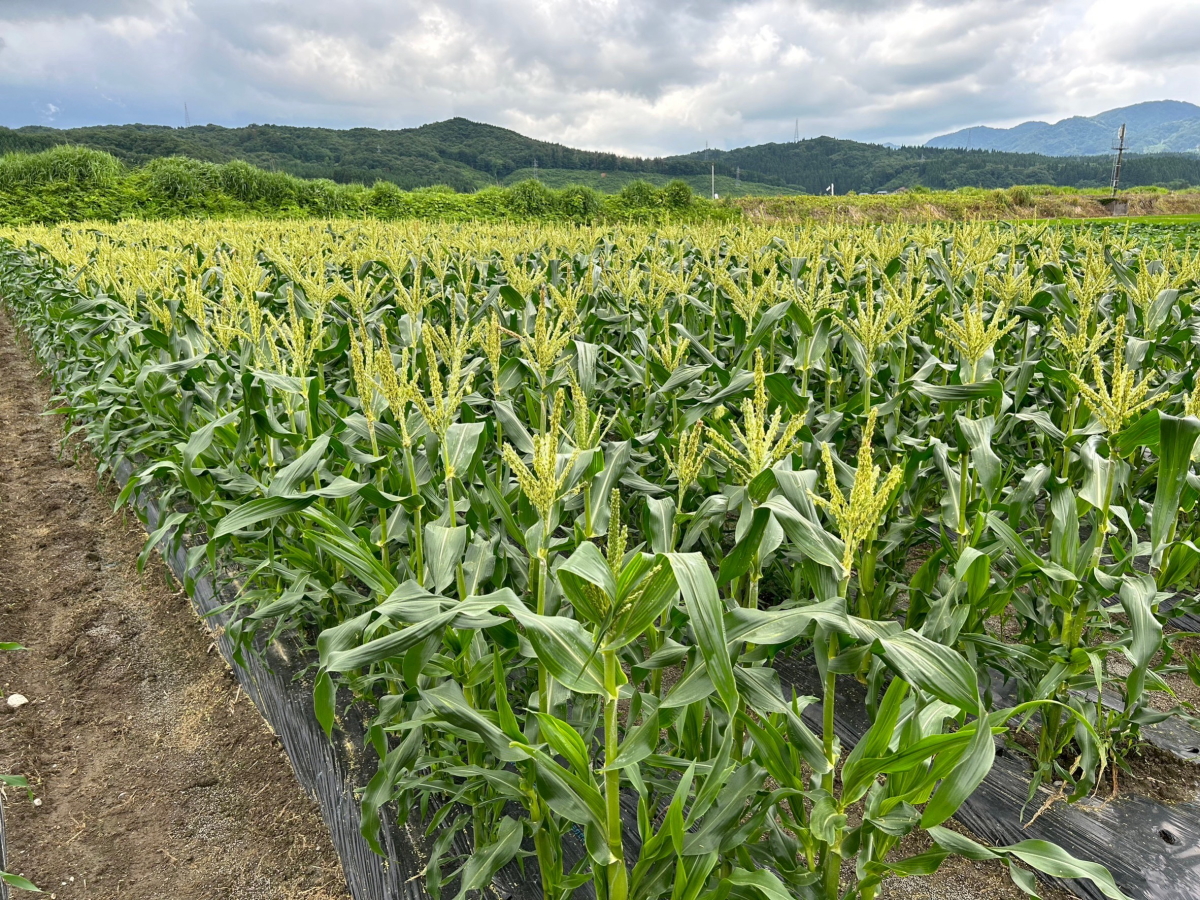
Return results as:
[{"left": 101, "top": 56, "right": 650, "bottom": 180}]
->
[
  {"left": 504, "top": 179, "right": 557, "bottom": 217},
  {"left": 661, "top": 179, "right": 694, "bottom": 210},
  {"left": 617, "top": 179, "right": 660, "bottom": 209},
  {"left": 298, "top": 178, "right": 359, "bottom": 216},
  {"left": 217, "top": 160, "right": 298, "bottom": 206},
  {"left": 366, "top": 180, "right": 412, "bottom": 218},
  {"left": 139, "top": 156, "right": 221, "bottom": 201},
  {"left": 557, "top": 184, "right": 603, "bottom": 221}
]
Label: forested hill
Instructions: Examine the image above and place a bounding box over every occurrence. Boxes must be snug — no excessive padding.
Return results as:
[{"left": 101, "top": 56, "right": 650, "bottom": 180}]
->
[
  {"left": 676, "top": 136, "right": 1200, "bottom": 193},
  {"left": 0, "top": 119, "right": 687, "bottom": 193},
  {"left": 3, "top": 117, "right": 1200, "bottom": 194}
]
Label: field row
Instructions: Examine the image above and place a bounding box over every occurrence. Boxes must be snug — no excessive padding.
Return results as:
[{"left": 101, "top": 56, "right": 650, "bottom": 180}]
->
[{"left": 3, "top": 217, "right": 1198, "bottom": 900}]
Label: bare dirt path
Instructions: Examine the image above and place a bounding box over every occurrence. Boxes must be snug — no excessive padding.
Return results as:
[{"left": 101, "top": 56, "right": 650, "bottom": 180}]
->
[{"left": 0, "top": 308, "right": 351, "bottom": 900}]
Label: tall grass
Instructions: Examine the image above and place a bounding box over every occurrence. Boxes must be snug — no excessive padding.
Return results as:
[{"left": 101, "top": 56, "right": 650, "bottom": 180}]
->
[{"left": 0, "top": 145, "right": 123, "bottom": 189}]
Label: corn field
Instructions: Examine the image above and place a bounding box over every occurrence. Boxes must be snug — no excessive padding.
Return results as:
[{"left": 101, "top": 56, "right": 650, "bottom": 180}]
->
[{"left": 4, "top": 216, "right": 1200, "bottom": 900}]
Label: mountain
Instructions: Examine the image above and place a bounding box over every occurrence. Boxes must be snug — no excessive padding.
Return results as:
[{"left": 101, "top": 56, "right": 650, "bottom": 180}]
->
[
  {"left": 925, "top": 100, "right": 1200, "bottom": 156},
  {"left": 3, "top": 116, "right": 1200, "bottom": 194}
]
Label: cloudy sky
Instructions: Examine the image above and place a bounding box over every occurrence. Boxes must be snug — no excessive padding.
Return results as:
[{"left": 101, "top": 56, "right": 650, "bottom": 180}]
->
[{"left": 0, "top": 0, "right": 1196, "bottom": 155}]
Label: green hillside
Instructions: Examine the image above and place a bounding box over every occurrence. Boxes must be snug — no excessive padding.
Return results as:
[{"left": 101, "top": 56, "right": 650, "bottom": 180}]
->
[
  {"left": 501, "top": 167, "right": 800, "bottom": 197},
  {"left": 3, "top": 117, "right": 1200, "bottom": 195}
]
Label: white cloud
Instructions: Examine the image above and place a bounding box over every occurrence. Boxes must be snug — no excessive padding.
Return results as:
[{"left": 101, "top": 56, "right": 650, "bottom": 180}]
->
[{"left": 0, "top": 0, "right": 1195, "bottom": 153}]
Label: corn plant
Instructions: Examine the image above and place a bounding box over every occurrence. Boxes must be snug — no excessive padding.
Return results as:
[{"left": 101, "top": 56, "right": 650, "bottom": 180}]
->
[{"left": 7, "top": 217, "right": 1197, "bottom": 900}]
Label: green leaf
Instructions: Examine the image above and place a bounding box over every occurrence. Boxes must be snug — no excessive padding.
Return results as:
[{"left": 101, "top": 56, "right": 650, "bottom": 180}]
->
[
  {"left": 137, "top": 510, "right": 188, "bottom": 572},
  {"left": 1001, "top": 841, "right": 1130, "bottom": 900},
  {"left": 954, "top": 548, "right": 992, "bottom": 606},
  {"left": 877, "top": 630, "right": 980, "bottom": 712},
  {"left": 180, "top": 409, "right": 240, "bottom": 472},
  {"left": 493, "top": 399, "right": 534, "bottom": 453},
  {"left": 734, "top": 666, "right": 826, "bottom": 772},
  {"left": 665, "top": 553, "right": 738, "bottom": 714},
  {"left": 741, "top": 298, "right": 793, "bottom": 362},
  {"left": 612, "top": 556, "right": 679, "bottom": 649},
  {"left": 809, "top": 790, "right": 847, "bottom": 843},
  {"left": 926, "top": 825, "right": 1000, "bottom": 861},
  {"left": 761, "top": 495, "right": 846, "bottom": 580},
  {"left": 723, "top": 867, "right": 796, "bottom": 900},
  {"left": 305, "top": 520, "right": 399, "bottom": 596},
  {"left": 956, "top": 415, "right": 1002, "bottom": 500},
  {"left": 424, "top": 523, "right": 468, "bottom": 594},
  {"left": 609, "top": 704, "right": 661, "bottom": 770},
  {"left": 717, "top": 506, "right": 772, "bottom": 586},
  {"left": 1113, "top": 407, "right": 1162, "bottom": 457},
  {"left": 535, "top": 713, "right": 596, "bottom": 778},
  {"left": 867, "top": 849, "right": 952, "bottom": 877},
  {"left": 1, "top": 871, "right": 43, "bottom": 892},
  {"left": 921, "top": 707, "right": 996, "bottom": 826},
  {"left": 915, "top": 379, "right": 1003, "bottom": 403},
  {"left": 509, "top": 607, "right": 612, "bottom": 696},
  {"left": 266, "top": 433, "right": 330, "bottom": 497},
  {"left": 842, "top": 677, "right": 909, "bottom": 802},
  {"left": 661, "top": 658, "right": 716, "bottom": 707},
  {"left": 513, "top": 743, "right": 608, "bottom": 835},
  {"left": 452, "top": 817, "right": 523, "bottom": 900},
  {"left": 1118, "top": 573, "right": 1161, "bottom": 706},
  {"left": 557, "top": 540, "right": 617, "bottom": 627},
  {"left": 726, "top": 597, "right": 847, "bottom": 645},
  {"left": 645, "top": 495, "right": 676, "bottom": 555},
  {"left": 1147, "top": 288, "right": 1180, "bottom": 334},
  {"left": 423, "top": 681, "right": 527, "bottom": 762},
  {"left": 444, "top": 421, "right": 485, "bottom": 479},
  {"left": 589, "top": 441, "right": 631, "bottom": 536},
  {"left": 1152, "top": 413, "right": 1200, "bottom": 564},
  {"left": 314, "top": 670, "right": 336, "bottom": 739},
  {"left": 323, "top": 610, "right": 457, "bottom": 672},
  {"left": 213, "top": 496, "right": 314, "bottom": 538}
]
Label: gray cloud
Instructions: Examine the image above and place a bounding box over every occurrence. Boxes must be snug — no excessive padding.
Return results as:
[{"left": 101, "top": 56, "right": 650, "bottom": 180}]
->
[{"left": 0, "top": 0, "right": 1195, "bottom": 154}]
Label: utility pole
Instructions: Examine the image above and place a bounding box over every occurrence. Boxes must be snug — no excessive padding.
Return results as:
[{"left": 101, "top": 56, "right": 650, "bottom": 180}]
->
[
  {"left": 184, "top": 103, "right": 191, "bottom": 128},
  {"left": 793, "top": 118, "right": 800, "bottom": 143},
  {"left": 1110, "top": 124, "right": 1126, "bottom": 197},
  {"left": 711, "top": 164, "right": 716, "bottom": 199}
]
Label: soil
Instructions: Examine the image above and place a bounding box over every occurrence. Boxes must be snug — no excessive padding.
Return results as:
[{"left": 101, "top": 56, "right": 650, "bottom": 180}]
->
[
  {"left": 1112, "top": 742, "right": 1200, "bottom": 804},
  {"left": 878, "top": 819, "right": 1075, "bottom": 900},
  {"left": 0, "top": 309, "right": 351, "bottom": 900}
]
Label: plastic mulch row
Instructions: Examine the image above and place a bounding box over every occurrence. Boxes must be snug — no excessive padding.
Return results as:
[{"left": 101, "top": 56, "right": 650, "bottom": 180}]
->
[{"left": 1, "top": 788, "right": 9, "bottom": 900}]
